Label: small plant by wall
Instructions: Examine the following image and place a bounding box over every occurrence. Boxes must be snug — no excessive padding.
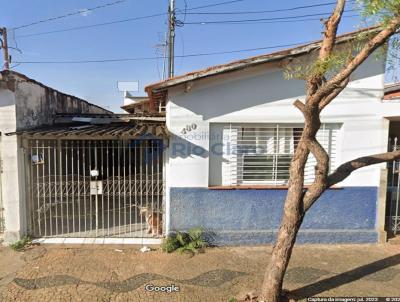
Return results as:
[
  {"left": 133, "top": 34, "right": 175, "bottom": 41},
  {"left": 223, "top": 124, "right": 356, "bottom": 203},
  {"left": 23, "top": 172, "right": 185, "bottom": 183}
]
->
[
  {"left": 0, "top": 207, "right": 5, "bottom": 235},
  {"left": 10, "top": 236, "right": 32, "bottom": 251},
  {"left": 161, "top": 227, "right": 209, "bottom": 255}
]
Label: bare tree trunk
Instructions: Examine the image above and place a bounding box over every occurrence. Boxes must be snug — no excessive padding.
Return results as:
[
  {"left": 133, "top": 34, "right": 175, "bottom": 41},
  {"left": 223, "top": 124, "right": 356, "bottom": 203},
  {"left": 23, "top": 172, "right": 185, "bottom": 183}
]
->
[
  {"left": 260, "top": 113, "right": 318, "bottom": 301},
  {"left": 261, "top": 208, "right": 304, "bottom": 302},
  {"left": 256, "top": 1, "right": 400, "bottom": 300}
]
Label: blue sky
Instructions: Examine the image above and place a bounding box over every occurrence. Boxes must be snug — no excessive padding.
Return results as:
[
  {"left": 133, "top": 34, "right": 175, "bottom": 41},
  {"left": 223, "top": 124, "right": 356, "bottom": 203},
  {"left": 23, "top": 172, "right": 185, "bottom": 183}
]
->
[{"left": 1, "top": 0, "right": 364, "bottom": 112}]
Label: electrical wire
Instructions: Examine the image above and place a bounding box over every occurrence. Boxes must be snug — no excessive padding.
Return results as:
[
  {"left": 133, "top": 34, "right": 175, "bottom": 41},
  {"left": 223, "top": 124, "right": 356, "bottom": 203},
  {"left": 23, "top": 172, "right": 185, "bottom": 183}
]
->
[
  {"left": 210, "top": 14, "right": 358, "bottom": 25},
  {"left": 187, "top": 0, "right": 246, "bottom": 11},
  {"left": 15, "top": 0, "right": 347, "bottom": 38},
  {"left": 183, "top": 10, "right": 357, "bottom": 25},
  {"left": 9, "top": 0, "right": 360, "bottom": 69},
  {"left": 184, "top": 1, "right": 355, "bottom": 15},
  {"left": 12, "top": 41, "right": 316, "bottom": 64},
  {"left": 16, "top": 13, "right": 168, "bottom": 38},
  {"left": 15, "top": 0, "right": 247, "bottom": 38},
  {"left": 12, "top": 0, "right": 127, "bottom": 30}
]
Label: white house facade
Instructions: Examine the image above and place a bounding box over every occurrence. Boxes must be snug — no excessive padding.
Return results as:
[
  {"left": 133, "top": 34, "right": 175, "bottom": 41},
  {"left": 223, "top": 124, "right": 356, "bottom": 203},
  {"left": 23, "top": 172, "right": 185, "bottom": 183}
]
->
[{"left": 146, "top": 29, "right": 400, "bottom": 245}]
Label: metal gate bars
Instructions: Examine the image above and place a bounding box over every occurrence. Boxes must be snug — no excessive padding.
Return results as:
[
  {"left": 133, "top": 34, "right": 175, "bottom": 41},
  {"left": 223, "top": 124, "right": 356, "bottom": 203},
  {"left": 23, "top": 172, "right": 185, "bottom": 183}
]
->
[{"left": 26, "top": 139, "right": 164, "bottom": 238}]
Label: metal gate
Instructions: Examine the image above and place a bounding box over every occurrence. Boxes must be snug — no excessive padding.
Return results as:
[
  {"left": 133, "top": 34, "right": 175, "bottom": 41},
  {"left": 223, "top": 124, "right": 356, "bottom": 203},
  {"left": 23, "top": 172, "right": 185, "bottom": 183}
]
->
[
  {"left": 387, "top": 137, "right": 400, "bottom": 234},
  {"left": 26, "top": 139, "right": 164, "bottom": 238}
]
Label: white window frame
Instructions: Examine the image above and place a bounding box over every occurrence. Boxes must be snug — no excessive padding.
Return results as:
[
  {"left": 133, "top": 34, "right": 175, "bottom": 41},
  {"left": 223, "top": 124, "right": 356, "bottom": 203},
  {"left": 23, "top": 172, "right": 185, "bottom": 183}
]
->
[{"left": 219, "top": 123, "right": 340, "bottom": 186}]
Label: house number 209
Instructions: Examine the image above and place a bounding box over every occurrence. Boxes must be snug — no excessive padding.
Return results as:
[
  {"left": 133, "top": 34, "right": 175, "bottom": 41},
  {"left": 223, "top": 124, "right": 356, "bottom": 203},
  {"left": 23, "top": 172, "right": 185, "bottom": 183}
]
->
[{"left": 181, "top": 123, "right": 197, "bottom": 135}]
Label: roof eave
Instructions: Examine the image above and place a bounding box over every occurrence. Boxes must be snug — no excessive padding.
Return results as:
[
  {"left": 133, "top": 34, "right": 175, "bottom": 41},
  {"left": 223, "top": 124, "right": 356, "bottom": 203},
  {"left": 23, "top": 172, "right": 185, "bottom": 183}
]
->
[{"left": 146, "top": 26, "right": 381, "bottom": 93}]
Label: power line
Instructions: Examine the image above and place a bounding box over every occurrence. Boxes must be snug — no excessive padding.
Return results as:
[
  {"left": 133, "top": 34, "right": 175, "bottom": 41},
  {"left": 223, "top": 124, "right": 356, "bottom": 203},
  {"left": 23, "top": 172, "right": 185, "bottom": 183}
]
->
[
  {"left": 12, "top": 0, "right": 127, "bottom": 30},
  {"left": 15, "top": 12, "right": 360, "bottom": 39},
  {"left": 211, "top": 14, "right": 358, "bottom": 25},
  {"left": 183, "top": 10, "right": 357, "bottom": 25},
  {"left": 16, "top": 13, "right": 168, "bottom": 38},
  {"left": 15, "top": 0, "right": 247, "bottom": 38},
  {"left": 184, "top": 1, "right": 354, "bottom": 15},
  {"left": 15, "top": 0, "right": 345, "bottom": 38},
  {"left": 13, "top": 41, "right": 311, "bottom": 64},
  {"left": 187, "top": 0, "right": 246, "bottom": 10}
]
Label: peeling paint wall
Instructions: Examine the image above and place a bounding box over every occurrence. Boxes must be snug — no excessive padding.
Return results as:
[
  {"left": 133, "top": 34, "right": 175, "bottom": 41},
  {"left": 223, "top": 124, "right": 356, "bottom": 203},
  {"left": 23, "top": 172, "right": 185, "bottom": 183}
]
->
[
  {"left": 0, "top": 71, "right": 111, "bottom": 244},
  {"left": 4, "top": 73, "right": 110, "bottom": 130}
]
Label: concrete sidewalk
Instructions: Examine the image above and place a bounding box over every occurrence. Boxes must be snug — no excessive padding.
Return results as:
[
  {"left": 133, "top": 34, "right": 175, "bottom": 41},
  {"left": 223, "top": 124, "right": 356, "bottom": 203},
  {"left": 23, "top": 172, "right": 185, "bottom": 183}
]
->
[{"left": 0, "top": 244, "right": 399, "bottom": 301}]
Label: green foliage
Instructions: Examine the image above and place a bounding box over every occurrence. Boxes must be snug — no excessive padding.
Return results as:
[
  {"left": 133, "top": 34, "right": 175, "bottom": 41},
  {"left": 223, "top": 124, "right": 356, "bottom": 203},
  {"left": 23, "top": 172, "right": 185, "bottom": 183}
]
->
[
  {"left": 228, "top": 298, "right": 238, "bottom": 302},
  {"left": 313, "top": 54, "right": 347, "bottom": 76},
  {"left": 357, "top": 0, "right": 400, "bottom": 25},
  {"left": 10, "top": 236, "right": 32, "bottom": 251},
  {"left": 161, "top": 227, "right": 209, "bottom": 255},
  {"left": 161, "top": 233, "right": 181, "bottom": 253},
  {"left": 284, "top": 51, "right": 350, "bottom": 81},
  {"left": 355, "top": 0, "right": 400, "bottom": 82},
  {"left": 0, "top": 216, "right": 5, "bottom": 232},
  {"left": 284, "top": 0, "right": 400, "bottom": 82}
]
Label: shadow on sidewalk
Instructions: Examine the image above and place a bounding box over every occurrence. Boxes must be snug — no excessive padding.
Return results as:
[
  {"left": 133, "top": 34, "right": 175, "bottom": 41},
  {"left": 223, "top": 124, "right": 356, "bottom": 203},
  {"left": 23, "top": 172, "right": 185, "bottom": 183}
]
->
[{"left": 291, "top": 254, "right": 400, "bottom": 299}]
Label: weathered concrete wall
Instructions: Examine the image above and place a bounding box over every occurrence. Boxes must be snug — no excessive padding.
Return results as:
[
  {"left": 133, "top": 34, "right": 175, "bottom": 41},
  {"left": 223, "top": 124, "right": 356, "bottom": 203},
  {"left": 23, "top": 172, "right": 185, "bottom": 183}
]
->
[
  {"left": 0, "top": 71, "right": 111, "bottom": 244},
  {"left": 0, "top": 71, "right": 111, "bottom": 130}
]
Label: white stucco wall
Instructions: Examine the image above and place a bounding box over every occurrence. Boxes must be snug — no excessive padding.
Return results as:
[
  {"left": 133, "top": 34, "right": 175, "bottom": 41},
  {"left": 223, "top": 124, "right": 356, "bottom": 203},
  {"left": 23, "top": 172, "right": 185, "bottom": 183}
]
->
[
  {"left": 166, "top": 55, "right": 400, "bottom": 188},
  {"left": 0, "top": 89, "right": 25, "bottom": 243}
]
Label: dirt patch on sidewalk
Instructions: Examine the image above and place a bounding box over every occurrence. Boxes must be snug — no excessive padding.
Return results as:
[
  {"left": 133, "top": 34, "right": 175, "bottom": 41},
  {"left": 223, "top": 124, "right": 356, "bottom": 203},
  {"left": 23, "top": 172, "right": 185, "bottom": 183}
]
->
[
  {"left": 0, "top": 244, "right": 399, "bottom": 302},
  {"left": 0, "top": 245, "right": 46, "bottom": 289}
]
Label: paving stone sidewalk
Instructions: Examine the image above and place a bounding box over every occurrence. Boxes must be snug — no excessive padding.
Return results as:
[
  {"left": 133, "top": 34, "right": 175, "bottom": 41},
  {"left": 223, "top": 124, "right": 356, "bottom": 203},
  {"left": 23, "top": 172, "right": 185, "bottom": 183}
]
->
[{"left": 0, "top": 243, "right": 399, "bottom": 301}]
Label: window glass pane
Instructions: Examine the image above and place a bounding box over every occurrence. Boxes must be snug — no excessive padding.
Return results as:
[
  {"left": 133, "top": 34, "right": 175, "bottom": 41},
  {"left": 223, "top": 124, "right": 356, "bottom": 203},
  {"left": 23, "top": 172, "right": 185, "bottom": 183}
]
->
[
  {"left": 242, "top": 155, "right": 274, "bottom": 181},
  {"left": 276, "top": 154, "right": 292, "bottom": 180}
]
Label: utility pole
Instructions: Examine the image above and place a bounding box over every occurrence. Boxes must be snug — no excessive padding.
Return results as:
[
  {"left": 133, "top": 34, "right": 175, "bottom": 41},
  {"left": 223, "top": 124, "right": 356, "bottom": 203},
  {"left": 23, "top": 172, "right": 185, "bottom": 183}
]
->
[
  {"left": 0, "top": 27, "right": 10, "bottom": 70},
  {"left": 168, "top": 0, "right": 175, "bottom": 78},
  {"left": 162, "top": 32, "right": 168, "bottom": 80}
]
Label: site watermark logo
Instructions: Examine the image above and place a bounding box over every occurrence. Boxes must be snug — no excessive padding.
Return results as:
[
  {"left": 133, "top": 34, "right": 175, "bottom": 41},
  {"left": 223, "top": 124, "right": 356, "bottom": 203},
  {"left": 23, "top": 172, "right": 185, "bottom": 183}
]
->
[
  {"left": 131, "top": 130, "right": 239, "bottom": 160},
  {"left": 144, "top": 284, "right": 180, "bottom": 293}
]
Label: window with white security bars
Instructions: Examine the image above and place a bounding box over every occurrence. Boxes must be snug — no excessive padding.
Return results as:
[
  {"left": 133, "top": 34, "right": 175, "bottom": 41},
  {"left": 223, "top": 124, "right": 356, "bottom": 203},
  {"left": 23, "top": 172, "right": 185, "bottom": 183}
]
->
[{"left": 220, "top": 124, "right": 340, "bottom": 186}]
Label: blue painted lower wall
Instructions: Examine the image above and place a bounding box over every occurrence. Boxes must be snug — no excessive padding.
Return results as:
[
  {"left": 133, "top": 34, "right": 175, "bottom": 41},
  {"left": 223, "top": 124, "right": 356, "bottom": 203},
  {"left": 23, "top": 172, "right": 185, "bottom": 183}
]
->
[{"left": 169, "top": 187, "right": 378, "bottom": 245}]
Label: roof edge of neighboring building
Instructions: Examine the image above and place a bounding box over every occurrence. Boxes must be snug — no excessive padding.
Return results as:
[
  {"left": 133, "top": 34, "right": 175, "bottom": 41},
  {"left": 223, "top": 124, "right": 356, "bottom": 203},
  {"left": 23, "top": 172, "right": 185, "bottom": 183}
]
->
[
  {"left": 385, "top": 82, "right": 400, "bottom": 93},
  {"left": 145, "top": 26, "right": 381, "bottom": 93},
  {"left": 384, "top": 82, "right": 400, "bottom": 100},
  {"left": 0, "top": 69, "right": 113, "bottom": 114},
  {"left": 121, "top": 98, "right": 150, "bottom": 110}
]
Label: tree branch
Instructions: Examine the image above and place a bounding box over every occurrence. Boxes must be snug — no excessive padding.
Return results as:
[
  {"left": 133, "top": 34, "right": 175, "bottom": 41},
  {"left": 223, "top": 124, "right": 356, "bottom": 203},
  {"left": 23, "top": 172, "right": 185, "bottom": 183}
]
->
[
  {"left": 293, "top": 99, "right": 306, "bottom": 114},
  {"left": 318, "top": 77, "right": 350, "bottom": 111},
  {"left": 313, "top": 18, "right": 400, "bottom": 102},
  {"left": 301, "top": 149, "right": 400, "bottom": 212},
  {"left": 292, "top": 103, "right": 330, "bottom": 211},
  {"left": 306, "top": 0, "right": 346, "bottom": 98},
  {"left": 327, "top": 150, "right": 400, "bottom": 187},
  {"left": 319, "top": 0, "right": 346, "bottom": 61},
  {"left": 302, "top": 139, "right": 330, "bottom": 211}
]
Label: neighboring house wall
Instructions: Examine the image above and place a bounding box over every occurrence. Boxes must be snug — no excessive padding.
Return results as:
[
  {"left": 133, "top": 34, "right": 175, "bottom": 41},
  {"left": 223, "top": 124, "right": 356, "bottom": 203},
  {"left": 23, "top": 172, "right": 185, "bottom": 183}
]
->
[
  {"left": 0, "top": 88, "right": 20, "bottom": 243},
  {"left": 0, "top": 71, "right": 110, "bottom": 244},
  {"left": 165, "top": 55, "right": 400, "bottom": 244}
]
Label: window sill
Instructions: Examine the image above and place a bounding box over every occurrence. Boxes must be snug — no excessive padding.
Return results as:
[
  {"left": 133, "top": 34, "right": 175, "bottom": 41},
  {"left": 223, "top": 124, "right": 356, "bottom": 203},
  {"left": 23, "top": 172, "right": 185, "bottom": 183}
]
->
[{"left": 208, "top": 185, "right": 343, "bottom": 190}]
